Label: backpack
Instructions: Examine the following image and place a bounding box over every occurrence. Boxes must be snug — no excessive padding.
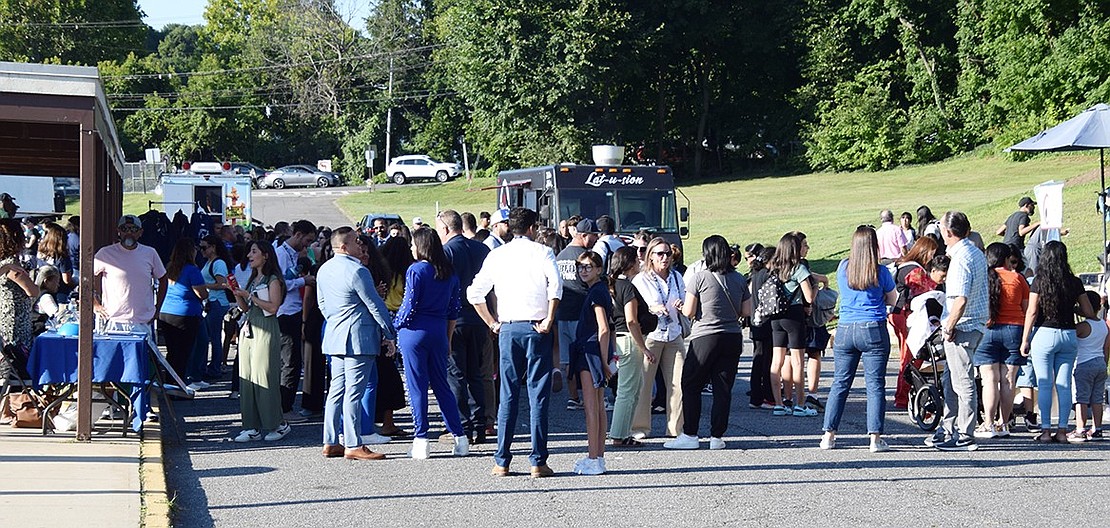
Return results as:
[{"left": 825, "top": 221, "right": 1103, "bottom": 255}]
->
[
  {"left": 752, "top": 272, "right": 791, "bottom": 327},
  {"left": 808, "top": 287, "right": 839, "bottom": 327},
  {"left": 892, "top": 262, "right": 923, "bottom": 313}
]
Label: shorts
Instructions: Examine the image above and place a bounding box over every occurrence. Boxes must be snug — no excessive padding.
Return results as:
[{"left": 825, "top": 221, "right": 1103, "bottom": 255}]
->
[
  {"left": 1073, "top": 359, "right": 1108, "bottom": 405},
  {"left": 771, "top": 304, "right": 807, "bottom": 349},
  {"left": 805, "top": 325, "right": 831, "bottom": 355},
  {"left": 1015, "top": 362, "right": 1036, "bottom": 388},
  {"left": 973, "top": 324, "right": 1025, "bottom": 366},
  {"left": 557, "top": 319, "right": 578, "bottom": 366}
]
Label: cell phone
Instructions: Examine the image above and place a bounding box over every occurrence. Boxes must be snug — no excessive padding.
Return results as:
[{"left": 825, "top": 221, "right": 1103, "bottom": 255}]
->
[{"left": 227, "top": 276, "right": 240, "bottom": 291}]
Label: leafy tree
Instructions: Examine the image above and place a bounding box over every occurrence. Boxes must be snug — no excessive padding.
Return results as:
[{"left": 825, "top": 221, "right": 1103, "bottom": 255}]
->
[{"left": 0, "top": 0, "right": 146, "bottom": 64}]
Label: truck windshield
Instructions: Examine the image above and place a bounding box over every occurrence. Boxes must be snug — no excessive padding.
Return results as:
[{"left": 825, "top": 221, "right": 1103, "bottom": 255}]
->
[{"left": 557, "top": 189, "right": 678, "bottom": 233}]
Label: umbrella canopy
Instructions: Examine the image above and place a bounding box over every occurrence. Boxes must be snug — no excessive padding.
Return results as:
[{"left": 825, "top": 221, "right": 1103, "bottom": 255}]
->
[{"left": 1007, "top": 103, "right": 1110, "bottom": 152}]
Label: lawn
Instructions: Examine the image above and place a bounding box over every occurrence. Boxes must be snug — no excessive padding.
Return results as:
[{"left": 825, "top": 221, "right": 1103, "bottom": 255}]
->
[
  {"left": 337, "top": 152, "right": 1105, "bottom": 279},
  {"left": 64, "top": 192, "right": 160, "bottom": 217}
]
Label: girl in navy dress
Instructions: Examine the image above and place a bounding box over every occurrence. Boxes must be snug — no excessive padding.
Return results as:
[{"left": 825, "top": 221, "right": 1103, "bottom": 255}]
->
[
  {"left": 394, "top": 228, "right": 467, "bottom": 459},
  {"left": 571, "top": 250, "right": 614, "bottom": 475}
]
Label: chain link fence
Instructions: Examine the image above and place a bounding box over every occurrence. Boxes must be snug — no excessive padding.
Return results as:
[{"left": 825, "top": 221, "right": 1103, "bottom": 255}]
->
[{"left": 121, "top": 161, "right": 166, "bottom": 193}]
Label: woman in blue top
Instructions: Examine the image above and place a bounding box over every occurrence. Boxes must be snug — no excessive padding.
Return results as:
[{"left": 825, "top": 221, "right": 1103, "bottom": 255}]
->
[
  {"left": 394, "top": 228, "right": 466, "bottom": 459},
  {"left": 570, "top": 250, "right": 614, "bottom": 475},
  {"left": 820, "top": 226, "right": 897, "bottom": 452},
  {"left": 199, "top": 235, "right": 233, "bottom": 380},
  {"left": 158, "top": 237, "right": 208, "bottom": 386}
]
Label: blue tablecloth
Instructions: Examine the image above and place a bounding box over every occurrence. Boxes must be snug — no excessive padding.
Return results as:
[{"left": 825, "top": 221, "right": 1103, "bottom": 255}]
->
[{"left": 29, "top": 332, "right": 152, "bottom": 432}]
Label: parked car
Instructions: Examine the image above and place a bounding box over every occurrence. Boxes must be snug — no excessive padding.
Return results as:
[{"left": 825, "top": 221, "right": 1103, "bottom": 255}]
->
[
  {"left": 384, "top": 155, "right": 460, "bottom": 185},
  {"left": 228, "top": 162, "right": 268, "bottom": 188},
  {"left": 259, "top": 165, "right": 341, "bottom": 189},
  {"left": 356, "top": 213, "right": 405, "bottom": 235}
]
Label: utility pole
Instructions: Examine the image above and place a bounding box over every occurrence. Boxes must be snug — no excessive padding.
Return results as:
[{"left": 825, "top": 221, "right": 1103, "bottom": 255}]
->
[{"left": 385, "top": 57, "right": 393, "bottom": 170}]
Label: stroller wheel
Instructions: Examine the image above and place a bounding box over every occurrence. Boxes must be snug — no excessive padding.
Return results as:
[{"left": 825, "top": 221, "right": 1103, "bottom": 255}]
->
[{"left": 912, "top": 385, "right": 942, "bottom": 431}]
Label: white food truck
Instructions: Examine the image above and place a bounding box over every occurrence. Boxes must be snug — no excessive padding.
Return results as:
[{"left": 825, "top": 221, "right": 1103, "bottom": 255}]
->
[{"left": 157, "top": 161, "right": 253, "bottom": 227}]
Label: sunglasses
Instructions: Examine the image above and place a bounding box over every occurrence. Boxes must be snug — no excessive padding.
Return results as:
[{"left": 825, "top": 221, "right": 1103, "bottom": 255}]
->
[
  {"left": 636, "top": 246, "right": 647, "bottom": 253},
  {"left": 653, "top": 251, "right": 672, "bottom": 257}
]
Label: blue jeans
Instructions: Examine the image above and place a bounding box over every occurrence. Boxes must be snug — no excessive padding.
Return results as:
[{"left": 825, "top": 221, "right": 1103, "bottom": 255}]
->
[
  {"left": 495, "top": 322, "right": 553, "bottom": 468},
  {"left": 1029, "top": 327, "right": 1078, "bottom": 429},
  {"left": 186, "top": 315, "right": 208, "bottom": 383},
  {"left": 323, "top": 355, "right": 375, "bottom": 448},
  {"left": 823, "top": 321, "right": 890, "bottom": 434},
  {"left": 204, "top": 303, "right": 229, "bottom": 376}
]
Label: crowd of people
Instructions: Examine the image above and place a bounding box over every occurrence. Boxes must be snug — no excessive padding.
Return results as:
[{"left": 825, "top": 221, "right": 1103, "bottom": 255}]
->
[{"left": 2, "top": 193, "right": 1108, "bottom": 476}]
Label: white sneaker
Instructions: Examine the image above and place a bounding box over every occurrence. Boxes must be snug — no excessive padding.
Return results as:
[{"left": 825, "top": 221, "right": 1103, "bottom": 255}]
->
[
  {"left": 631, "top": 431, "right": 647, "bottom": 440},
  {"left": 597, "top": 456, "right": 606, "bottom": 472},
  {"left": 187, "top": 380, "right": 211, "bottom": 391},
  {"left": 573, "top": 456, "right": 591, "bottom": 474},
  {"left": 263, "top": 422, "right": 291, "bottom": 441},
  {"left": 234, "top": 429, "right": 262, "bottom": 443},
  {"left": 819, "top": 435, "right": 836, "bottom": 450},
  {"left": 410, "top": 437, "right": 430, "bottom": 459},
  {"left": 869, "top": 438, "right": 890, "bottom": 453},
  {"left": 973, "top": 423, "right": 997, "bottom": 439},
  {"left": 361, "top": 433, "right": 392, "bottom": 445},
  {"left": 709, "top": 437, "right": 726, "bottom": 450},
  {"left": 453, "top": 435, "right": 470, "bottom": 457},
  {"left": 663, "top": 434, "right": 700, "bottom": 450},
  {"left": 577, "top": 457, "right": 605, "bottom": 475}
]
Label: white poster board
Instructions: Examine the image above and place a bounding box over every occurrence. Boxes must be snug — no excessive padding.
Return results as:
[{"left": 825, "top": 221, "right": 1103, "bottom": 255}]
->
[{"left": 1033, "top": 180, "right": 1064, "bottom": 230}]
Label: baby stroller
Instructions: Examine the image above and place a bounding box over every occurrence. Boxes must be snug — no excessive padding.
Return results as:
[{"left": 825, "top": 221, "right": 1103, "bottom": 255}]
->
[{"left": 903, "top": 293, "right": 946, "bottom": 431}]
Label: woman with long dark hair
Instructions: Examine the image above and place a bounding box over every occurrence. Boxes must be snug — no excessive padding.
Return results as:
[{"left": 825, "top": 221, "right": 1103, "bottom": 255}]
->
[
  {"left": 608, "top": 246, "right": 657, "bottom": 447},
  {"left": 891, "top": 236, "right": 940, "bottom": 408},
  {"left": 231, "top": 241, "right": 289, "bottom": 442},
  {"left": 747, "top": 244, "right": 775, "bottom": 409},
  {"left": 820, "top": 226, "right": 896, "bottom": 452},
  {"left": 973, "top": 243, "right": 1028, "bottom": 439},
  {"left": 0, "top": 219, "right": 37, "bottom": 382},
  {"left": 570, "top": 250, "right": 614, "bottom": 473},
  {"left": 767, "top": 233, "right": 817, "bottom": 416},
  {"left": 666, "top": 235, "right": 751, "bottom": 450},
  {"left": 199, "top": 234, "right": 233, "bottom": 379},
  {"left": 1020, "top": 240, "right": 1095, "bottom": 443},
  {"left": 158, "top": 238, "right": 208, "bottom": 389},
  {"left": 394, "top": 228, "right": 467, "bottom": 458}
]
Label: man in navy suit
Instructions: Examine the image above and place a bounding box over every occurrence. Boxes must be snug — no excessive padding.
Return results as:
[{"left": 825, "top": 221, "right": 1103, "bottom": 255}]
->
[{"left": 317, "top": 227, "right": 397, "bottom": 460}]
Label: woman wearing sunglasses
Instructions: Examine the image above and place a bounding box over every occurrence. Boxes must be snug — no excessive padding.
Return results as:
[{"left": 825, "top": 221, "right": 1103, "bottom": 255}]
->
[{"left": 630, "top": 237, "right": 686, "bottom": 439}]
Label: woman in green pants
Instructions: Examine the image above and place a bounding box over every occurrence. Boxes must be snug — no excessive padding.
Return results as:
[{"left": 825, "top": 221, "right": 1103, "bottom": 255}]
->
[
  {"left": 607, "top": 246, "right": 657, "bottom": 446},
  {"left": 231, "top": 241, "right": 288, "bottom": 443}
]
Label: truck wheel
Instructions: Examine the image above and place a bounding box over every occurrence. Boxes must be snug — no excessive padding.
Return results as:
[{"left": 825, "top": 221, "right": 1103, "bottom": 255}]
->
[
  {"left": 392, "top": 172, "right": 406, "bottom": 185},
  {"left": 272, "top": 178, "right": 285, "bottom": 189},
  {"left": 316, "top": 177, "right": 330, "bottom": 188},
  {"left": 435, "top": 170, "right": 449, "bottom": 183}
]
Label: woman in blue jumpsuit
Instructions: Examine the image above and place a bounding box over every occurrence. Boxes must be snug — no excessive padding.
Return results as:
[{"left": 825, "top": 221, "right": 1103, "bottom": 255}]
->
[{"left": 394, "top": 228, "right": 467, "bottom": 458}]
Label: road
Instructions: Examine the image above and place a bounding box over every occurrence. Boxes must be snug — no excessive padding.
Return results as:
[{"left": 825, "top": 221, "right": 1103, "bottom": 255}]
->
[
  {"left": 250, "top": 186, "right": 364, "bottom": 228},
  {"left": 161, "top": 345, "right": 1110, "bottom": 527}
]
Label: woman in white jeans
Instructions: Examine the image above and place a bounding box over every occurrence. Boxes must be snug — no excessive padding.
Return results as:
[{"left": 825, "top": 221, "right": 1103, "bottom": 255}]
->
[{"left": 630, "top": 237, "right": 686, "bottom": 439}]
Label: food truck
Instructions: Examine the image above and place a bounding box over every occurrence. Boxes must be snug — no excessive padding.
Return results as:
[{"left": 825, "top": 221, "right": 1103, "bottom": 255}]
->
[
  {"left": 157, "top": 161, "right": 252, "bottom": 227},
  {"left": 495, "top": 161, "right": 690, "bottom": 250}
]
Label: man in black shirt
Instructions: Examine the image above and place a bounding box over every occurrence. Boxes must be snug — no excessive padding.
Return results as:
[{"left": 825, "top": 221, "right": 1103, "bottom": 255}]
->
[
  {"left": 554, "top": 217, "right": 599, "bottom": 409},
  {"left": 997, "top": 197, "right": 1039, "bottom": 252}
]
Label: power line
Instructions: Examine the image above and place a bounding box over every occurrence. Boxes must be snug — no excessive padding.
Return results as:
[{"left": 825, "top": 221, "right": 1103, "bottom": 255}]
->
[
  {"left": 101, "top": 44, "right": 442, "bottom": 80},
  {"left": 109, "top": 90, "right": 456, "bottom": 111}
]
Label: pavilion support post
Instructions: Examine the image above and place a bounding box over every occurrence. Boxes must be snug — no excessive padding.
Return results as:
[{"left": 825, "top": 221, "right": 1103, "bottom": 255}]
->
[{"left": 76, "top": 120, "right": 96, "bottom": 441}]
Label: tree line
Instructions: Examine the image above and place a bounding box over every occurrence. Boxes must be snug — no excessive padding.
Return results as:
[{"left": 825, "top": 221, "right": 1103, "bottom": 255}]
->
[{"left": 2, "top": 0, "right": 1108, "bottom": 183}]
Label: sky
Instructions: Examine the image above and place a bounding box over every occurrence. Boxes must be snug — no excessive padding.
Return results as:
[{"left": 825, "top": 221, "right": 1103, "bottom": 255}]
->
[{"left": 138, "top": 0, "right": 370, "bottom": 31}]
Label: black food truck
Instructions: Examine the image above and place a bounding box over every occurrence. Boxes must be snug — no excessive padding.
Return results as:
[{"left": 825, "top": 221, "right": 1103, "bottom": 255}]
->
[{"left": 495, "top": 164, "right": 690, "bottom": 250}]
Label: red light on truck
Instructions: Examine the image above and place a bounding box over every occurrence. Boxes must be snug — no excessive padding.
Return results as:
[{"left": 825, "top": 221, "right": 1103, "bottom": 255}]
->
[{"left": 182, "top": 161, "right": 191, "bottom": 171}]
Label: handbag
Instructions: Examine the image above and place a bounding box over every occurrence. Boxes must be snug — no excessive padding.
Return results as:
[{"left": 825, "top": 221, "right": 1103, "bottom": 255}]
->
[
  {"left": 6, "top": 390, "right": 47, "bottom": 428},
  {"left": 677, "top": 312, "right": 693, "bottom": 338}
]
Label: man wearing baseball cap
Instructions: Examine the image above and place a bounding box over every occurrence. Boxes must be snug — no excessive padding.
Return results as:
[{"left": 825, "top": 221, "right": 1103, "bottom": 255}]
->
[
  {"left": 996, "top": 196, "right": 1039, "bottom": 252},
  {"left": 483, "top": 208, "right": 511, "bottom": 251},
  {"left": 93, "top": 214, "right": 167, "bottom": 339}
]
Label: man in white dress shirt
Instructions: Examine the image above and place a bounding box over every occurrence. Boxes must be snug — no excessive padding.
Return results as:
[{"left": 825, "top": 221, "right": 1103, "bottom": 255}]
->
[{"left": 469, "top": 207, "right": 563, "bottom": 478}]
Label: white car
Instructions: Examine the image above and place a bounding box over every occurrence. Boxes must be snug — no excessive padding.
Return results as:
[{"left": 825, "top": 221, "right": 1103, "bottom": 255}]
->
[{"left": 385, "top": 155, "right": 460, "bottom": 185}]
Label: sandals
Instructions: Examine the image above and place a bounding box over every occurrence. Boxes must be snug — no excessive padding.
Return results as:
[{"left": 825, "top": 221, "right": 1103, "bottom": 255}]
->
[{"left": 610, "top": 437, "right": 644, "bottom": 448}]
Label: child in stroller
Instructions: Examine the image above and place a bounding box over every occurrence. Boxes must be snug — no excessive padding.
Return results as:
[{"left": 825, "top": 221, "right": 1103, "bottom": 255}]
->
[{"left": 904, "top": 292, "right": 946, "bottom": 430}]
